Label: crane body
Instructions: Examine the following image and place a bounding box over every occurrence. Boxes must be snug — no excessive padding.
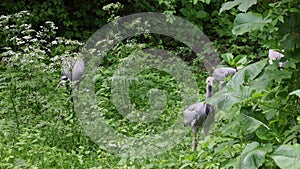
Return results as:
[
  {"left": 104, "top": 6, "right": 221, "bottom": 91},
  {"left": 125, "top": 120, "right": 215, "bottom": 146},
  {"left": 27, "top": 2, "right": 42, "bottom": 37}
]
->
[
  {"left": 212, "top": 67, "right": 236, "bottom": 90},
  {"left": 58, "top": 57, "right": 85, "bottom": 90}
]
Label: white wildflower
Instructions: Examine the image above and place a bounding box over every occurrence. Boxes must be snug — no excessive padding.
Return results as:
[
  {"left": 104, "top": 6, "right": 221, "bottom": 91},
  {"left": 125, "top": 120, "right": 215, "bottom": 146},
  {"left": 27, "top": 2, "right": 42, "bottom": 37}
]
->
[
  {"left": 51, "top": 40, "right": 58, "bottom": 45},
  {"left": 16, "top": 40, "right": 25, "bottom": 45},
  {"left": 22, "top": 35, "right": 31, "bottom": 41}
]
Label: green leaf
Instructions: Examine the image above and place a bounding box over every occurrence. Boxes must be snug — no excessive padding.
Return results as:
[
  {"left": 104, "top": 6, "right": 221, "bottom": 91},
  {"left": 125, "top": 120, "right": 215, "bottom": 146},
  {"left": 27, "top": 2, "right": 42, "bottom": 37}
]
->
[
  {"left": 256, "top": 126, "right": 275, "bottom": 141},
  {"left": 220, "top": 0, "right": 242, "bottom": 14},
  {"left": 237, "top": 0, "right": 257, "bottom": 12},
  {"left": 207, "top": 90, "right": 233, "bottom": 111},
  {"left": 250, "top": 73, "right": 272, "bottom": 92},
  {"left": 179, "top": 8, "right": 190, "bottom": 16},
  {"left": 239, "top": 114, "right": 264, "bottom": 134},
  {"left": 239, "top": 142, "right": 272, "bottom": 169},
  {"left": 195, "top": 10, "right": 208, "bottom": 19},
  {"left": 224, "top": 159, "right": 240, "bottom": 169},
  {"left": 227, "top": 59, "right": 267, "bottom": 87},
  {"left": 235, "top": 55, "right": 248, "bottom": 66},
  {"left": 279, "top": 33, "right": 300, "bottom": 50},
  {"left": 220, "top": 0, "right": 257, "bottom": 13},
  {"left": 289, "top": 8, "right": 299, "bottom": 13},
  {"left": 268, "top": 69, "right": 292, "bottom": 83},
  {"left": 271, "top": 144, "right": 300, "bottom": 169},
  {"left": 221, "top": 119, "right": 241, "bottom": 137},
  {"left": 289, "top": 89, "right": 300, "bottom": 97},
  {"left": 283, "top": 134, "right": 298, "bottom": 144},
  {"left": 221, "top": 53, "right": 234, "bottom": 61},
  {"left": 251, "top": 68, "right": 292, "bottom": 92},
  {"left": 232, "top": 12, "right": 272, "bottom": 35}
]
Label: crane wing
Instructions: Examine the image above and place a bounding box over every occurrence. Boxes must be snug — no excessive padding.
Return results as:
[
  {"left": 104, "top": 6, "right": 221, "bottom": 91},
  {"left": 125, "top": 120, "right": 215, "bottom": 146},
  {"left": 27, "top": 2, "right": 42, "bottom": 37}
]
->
[
  {"left": 72, "top": 58, "right": 85, "bottom": 82},
  {"left": 203, "top": 106, "right": 214, "bottom": 136},
  {"left": 62, "top": 57, "right": 76, "bottom": 80},
  {"left": 184, "top": 102, "right": 207, "bottom": 128}
]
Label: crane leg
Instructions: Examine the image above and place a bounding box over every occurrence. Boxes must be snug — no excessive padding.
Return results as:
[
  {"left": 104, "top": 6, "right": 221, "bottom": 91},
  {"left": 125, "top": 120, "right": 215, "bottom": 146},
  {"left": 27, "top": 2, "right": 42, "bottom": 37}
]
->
[{"left": 193, "top": 133, "right": 197, "bottom": 151}]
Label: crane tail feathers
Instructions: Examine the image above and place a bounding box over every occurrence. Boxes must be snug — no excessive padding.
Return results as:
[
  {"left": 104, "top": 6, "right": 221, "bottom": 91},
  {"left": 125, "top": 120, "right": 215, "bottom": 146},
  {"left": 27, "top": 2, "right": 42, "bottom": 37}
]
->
[{"left": 203, "top": 111, "right": 215, "bottom": 136}]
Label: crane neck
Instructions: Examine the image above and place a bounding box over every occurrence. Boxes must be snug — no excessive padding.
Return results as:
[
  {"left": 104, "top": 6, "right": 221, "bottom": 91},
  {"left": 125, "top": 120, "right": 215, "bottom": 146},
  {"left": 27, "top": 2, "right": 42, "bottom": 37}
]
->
[
  {"left": 205, "top": 84, "right": 213, "bottom": 115},
  {"left": 206, "top": 84, "right": 213, "bottom": 100}
]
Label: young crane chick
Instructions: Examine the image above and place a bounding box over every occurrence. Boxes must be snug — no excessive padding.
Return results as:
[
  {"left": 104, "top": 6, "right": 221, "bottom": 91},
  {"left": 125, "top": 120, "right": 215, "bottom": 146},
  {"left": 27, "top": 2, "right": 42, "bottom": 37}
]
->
[{"left": 184, "top": 77, "right": 214, "bottom": 151}]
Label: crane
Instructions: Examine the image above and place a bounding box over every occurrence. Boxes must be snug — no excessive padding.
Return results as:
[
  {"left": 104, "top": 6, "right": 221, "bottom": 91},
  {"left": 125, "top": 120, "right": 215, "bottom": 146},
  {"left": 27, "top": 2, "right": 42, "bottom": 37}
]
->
[
  {"left": 184, "top": 77, "right": 215, "bottom": 151},
  {"left": 212, "top": 67, "right": 236, "bottom": 90},
  {"left": 57, "top": 57, "right": 85, "bottom": 94}
]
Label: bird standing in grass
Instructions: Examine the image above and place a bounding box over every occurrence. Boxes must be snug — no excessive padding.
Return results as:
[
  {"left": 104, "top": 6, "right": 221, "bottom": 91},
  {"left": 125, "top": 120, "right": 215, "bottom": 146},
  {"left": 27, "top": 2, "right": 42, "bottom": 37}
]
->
[{"left": 184, "top": 77, "right": 215, "bottom": 151}]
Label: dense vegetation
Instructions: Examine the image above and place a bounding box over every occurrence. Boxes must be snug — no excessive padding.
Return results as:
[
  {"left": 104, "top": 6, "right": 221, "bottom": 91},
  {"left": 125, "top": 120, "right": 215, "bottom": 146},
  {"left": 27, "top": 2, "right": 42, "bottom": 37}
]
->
[{"left": 1, "top": 0, "right": 299, "bottom": 168}]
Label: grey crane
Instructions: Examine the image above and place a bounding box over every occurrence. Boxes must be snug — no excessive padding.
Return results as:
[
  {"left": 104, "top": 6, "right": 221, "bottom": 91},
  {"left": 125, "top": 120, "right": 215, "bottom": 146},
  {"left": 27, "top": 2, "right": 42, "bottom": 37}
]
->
[
  {"left": 57, "top": 57, "right": 85, "bottom": 93},
  {"left": 184, "top": 76, "right": 215, "bottom": 151},
  {"left": 212, "top": 67, "right": 236, "bottom": 90}
]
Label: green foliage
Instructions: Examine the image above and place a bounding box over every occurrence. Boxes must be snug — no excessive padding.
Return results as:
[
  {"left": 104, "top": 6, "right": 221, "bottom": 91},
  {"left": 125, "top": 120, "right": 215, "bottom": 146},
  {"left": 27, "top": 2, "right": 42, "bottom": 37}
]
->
[
  {"left": 178, "top": 1, "right": 209, "bottom": 30},
  {"left": 0, "top": 11, "right": 99, "bottom": 168},
  {"left": 229, "top": 142, "right": 272, "bottom": 169},
  {"left": 232, "top": 12, "right": 272, "bottom": 35},
  {"left": 209, "top": 55, "right": 299, "bottom": 168},
  {"left": 271, "top": 144, "right": 300, "bottom": 169},
  {"left": 208, "top": 59, "right": 267, "bottom": 111},
  {"left": 209, "top": 0, "right": 300, "bottom": 168},
  {"left": 221, "top": 53, "right": 249, "bottom": 69},
  {"left": 220, "top": 0, "right": 257, "bottom": 13},
  {"left": 1, "top": 0, "right": 300, "bottom": 168}
]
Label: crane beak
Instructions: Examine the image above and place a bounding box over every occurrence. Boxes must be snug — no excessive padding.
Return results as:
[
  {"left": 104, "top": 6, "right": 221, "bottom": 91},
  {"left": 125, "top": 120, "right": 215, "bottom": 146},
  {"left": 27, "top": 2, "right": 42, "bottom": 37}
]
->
[{"left": 56, "top": 76, "right": 68, "bottom": 89}]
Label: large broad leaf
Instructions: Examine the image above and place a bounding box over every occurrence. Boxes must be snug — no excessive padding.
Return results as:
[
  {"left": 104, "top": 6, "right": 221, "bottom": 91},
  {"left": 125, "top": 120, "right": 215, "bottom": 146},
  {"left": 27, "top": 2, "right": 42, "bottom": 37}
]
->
[
  {"left": 267, "top": 69, "right": 292, "bottom": 83},
  {"left": 250, "top": 73, "right": 272, "bottom": 92},
  {"left": 220, "top": 0, "right": 257, "bottom": 13},
  {"left": 220, "top": 113, "right": 266, "bottom": 136},
  {"left": 227, "top": 59, "right": 267, "bottom": 87},
  {"left": 208, "top": 86, "right": 251, "bottom": 111},
  {"left": 251, "top": 68, "right": 292, "bottom": 94},
  {"left": 221, "top": 119, "right": 241, "bottom": 137},
  {"left": 289, "top": 89, "right": 300, "bottom": 97},
  {"left": 239, "top": 114, "right": 268, "bottom": 135},
  {"left": 271, "top": 144, "right": 300, "bottom": 169},
  {"left": 237, "top": 0, "right": 256, "bottom": 12},
  {"left": 232, "top": 12, "right": 272, "bottom": 35},
  {"left": 239, "top": 142, "right": 272, "bottom": 169}
]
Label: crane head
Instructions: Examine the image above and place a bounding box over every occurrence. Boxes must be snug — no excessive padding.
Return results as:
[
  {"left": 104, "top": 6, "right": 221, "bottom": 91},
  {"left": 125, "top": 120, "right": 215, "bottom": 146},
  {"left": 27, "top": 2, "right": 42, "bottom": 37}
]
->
[
  {"left": 56, "top": 75, "right": 69, "bottom": 88},
  {"left": 206, "top": 76, "right": 214, "bottom": 86}
]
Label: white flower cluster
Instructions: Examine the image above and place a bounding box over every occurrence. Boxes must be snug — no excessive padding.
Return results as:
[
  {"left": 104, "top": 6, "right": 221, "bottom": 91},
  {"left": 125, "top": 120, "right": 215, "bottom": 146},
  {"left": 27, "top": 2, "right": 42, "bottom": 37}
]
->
[{"left": 1, "top": 11, "right": 83, "bottom": 74}]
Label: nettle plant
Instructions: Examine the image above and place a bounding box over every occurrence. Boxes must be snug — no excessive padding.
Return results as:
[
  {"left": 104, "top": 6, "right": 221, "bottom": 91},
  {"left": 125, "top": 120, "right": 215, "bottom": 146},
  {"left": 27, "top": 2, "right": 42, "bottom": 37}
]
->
[
  {"left": 207, "top": 0, "right": 300, "bottom": 168},
  {"left": 0, "top": 10, "right": 84, "bottom": 152},
  {"left": 0, "top": 11, "right": 104, "bottom": 168}
]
